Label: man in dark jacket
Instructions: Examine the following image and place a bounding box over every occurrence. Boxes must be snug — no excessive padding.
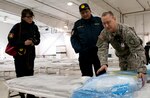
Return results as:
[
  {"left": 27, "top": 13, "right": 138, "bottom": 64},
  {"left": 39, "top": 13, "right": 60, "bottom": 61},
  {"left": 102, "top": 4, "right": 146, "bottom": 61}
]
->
[{"left": 71, "top": 3, "right": 105, "bottom": 77}]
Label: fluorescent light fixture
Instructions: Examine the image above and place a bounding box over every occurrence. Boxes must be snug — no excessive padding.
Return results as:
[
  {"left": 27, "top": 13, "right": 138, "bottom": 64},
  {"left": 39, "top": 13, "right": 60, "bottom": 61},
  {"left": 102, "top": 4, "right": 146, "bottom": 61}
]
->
[
  {"left": 67, "top": 2, "right": 73, "bottom": 6},
  {"left": 64, "top": 25, "right": 68, "bottom": 29}
]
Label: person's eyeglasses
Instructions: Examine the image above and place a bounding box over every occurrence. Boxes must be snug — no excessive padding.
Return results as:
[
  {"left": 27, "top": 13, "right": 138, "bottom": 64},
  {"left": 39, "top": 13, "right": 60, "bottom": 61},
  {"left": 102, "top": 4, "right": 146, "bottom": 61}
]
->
[{"left": 25, "top": 16, "right": 33, "bottom": 18}]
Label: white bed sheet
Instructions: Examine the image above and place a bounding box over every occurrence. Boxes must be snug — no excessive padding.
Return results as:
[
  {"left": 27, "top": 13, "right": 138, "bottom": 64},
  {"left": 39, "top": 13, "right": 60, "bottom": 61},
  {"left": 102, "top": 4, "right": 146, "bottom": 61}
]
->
[{"left": 5, "top": 75, "right": 82, "bottom": 98}]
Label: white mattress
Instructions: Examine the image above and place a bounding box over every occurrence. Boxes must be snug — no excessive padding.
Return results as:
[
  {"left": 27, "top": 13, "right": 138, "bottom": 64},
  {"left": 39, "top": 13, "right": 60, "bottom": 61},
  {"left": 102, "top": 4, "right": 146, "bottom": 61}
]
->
[
  {"left": 5, "top": 75, "right": 83, "bottom": 98},
  {"left": 5, "top": 74, "right": 150, "bottom": 98}
]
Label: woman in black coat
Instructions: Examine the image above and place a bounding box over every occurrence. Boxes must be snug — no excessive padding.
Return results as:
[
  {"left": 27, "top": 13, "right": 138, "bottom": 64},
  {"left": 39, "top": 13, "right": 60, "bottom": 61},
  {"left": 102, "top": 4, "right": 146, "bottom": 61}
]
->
[{"left": 7, "top": 9, "right": 40, "bottom": 98}]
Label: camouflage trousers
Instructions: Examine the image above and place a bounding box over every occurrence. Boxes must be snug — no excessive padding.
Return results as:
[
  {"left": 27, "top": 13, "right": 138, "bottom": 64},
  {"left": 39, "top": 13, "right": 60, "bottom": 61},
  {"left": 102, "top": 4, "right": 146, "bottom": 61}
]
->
[{"left": 118, "top": 53, "right": 147, "bottom": 73}]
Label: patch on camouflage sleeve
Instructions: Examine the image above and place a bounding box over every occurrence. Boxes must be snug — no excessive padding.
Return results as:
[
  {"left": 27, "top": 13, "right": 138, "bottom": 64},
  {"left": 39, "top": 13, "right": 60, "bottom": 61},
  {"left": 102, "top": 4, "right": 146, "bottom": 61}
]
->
[
  {"left": 8, "top": 33, "right": 14, "bottom": 38},
  {"left": 129, "top": 38, "right": 135, "bottom": 45},
  {"left": 98, "top": 34, "right": 105, "bottom": 41}
]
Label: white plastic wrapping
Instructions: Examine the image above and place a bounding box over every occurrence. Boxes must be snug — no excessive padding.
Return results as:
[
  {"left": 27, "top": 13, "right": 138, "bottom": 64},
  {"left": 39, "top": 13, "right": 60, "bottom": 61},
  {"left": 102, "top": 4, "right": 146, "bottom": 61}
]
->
[{"left": 72, "top": 71, "right": 142, "bottom": 98}]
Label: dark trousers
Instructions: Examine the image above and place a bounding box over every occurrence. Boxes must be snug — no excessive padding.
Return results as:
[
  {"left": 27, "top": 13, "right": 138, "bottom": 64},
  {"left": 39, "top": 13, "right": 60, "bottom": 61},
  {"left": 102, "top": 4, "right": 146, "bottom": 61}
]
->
[
  {"left": 145, "top": 46, "right": 150, "bottom": 65},
  {"left": 14, "top": 54, "right": 36, "bottom": 98},
  {"left": 79, "top": 48, "right": 106, "bottom": 77},
  {"left": 145, "top": 53, "right": 150, "bottom": 65}
]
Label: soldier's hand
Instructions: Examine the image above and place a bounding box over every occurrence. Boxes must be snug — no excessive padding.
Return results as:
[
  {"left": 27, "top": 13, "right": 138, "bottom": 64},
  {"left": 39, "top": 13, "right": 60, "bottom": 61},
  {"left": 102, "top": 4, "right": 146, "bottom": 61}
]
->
[
  {"left": 24, "top": 39, "right": 33, "bottom": 46},
  {"left": 96, "top": 64, "right": 108, "bottom": 75},
  {"left": 138, "top": 73, "right": 146, "bottom": 86}
]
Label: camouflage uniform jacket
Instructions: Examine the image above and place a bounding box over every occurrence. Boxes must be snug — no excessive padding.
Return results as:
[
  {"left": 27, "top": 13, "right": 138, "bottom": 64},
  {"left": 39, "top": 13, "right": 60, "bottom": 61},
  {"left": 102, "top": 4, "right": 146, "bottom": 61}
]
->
[{"left": 96, "top": 23, "right": 146, "bottom": 73}]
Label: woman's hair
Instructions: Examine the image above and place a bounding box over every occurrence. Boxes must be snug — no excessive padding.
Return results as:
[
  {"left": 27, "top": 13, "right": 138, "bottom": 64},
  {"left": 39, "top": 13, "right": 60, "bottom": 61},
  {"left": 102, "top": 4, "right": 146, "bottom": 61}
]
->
[{"left": 21, "top": 9, "right": 34, "bottom": 18}]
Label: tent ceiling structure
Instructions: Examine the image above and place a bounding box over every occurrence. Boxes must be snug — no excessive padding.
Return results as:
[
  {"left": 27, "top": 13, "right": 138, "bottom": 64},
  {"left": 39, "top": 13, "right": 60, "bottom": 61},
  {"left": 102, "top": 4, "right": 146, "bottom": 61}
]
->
[
  {"left": 0, "top": 0, "right": 150, "bottom": 29},
  {"left": 92, "top": 0, "right": 150, "bottom": 14}
]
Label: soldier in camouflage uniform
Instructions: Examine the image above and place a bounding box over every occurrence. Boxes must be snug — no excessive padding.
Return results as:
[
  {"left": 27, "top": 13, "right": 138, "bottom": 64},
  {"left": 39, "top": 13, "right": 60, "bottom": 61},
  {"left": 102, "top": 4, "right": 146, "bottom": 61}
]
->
[{"left": 96, "top": 11, "right": 147, "bottom": 81}]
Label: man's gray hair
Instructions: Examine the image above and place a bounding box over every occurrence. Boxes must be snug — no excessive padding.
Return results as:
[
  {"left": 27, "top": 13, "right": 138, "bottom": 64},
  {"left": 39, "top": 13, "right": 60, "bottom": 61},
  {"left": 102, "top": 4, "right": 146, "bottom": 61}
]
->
[{"left": 102, "top": 11, "right": 114, "bottom": 17}]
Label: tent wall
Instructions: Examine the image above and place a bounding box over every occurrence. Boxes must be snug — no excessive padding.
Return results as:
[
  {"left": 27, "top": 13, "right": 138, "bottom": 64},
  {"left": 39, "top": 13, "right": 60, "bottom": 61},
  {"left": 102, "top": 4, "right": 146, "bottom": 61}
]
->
[{"left": 124, "top": 12, "right": 150, "bottom": 45}]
